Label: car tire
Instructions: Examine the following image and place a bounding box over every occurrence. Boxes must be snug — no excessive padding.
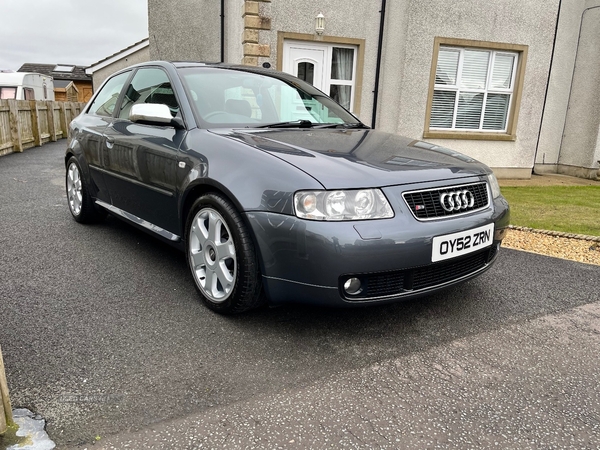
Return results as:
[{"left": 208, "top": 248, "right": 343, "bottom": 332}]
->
[
  {"left": 186, "top": 193, "right": 264, "bottom": 314},
  {"left": 66, "top": 156, "right": 107, "bottom": 223}
]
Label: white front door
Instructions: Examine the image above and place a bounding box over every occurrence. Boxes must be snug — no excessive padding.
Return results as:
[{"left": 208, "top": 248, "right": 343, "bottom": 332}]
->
[
  {"left": 283, "top": 43, "right": 326, "bottom": 91},
  {"left": 282, "top": 40, "right": 357, "bottom": 113}
]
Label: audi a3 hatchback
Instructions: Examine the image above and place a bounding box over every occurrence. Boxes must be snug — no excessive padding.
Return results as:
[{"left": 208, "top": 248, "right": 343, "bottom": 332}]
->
[{"left": 65, "top": 61, "right": 510, "bottom": 314}]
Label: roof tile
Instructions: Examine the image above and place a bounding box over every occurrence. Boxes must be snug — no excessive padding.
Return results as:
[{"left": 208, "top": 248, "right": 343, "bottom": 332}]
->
[{"left": 17, "top": 63, "right": 92, "bottom": 82}]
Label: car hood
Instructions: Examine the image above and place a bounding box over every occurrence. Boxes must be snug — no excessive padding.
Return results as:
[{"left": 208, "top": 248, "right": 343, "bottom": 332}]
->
[{"left": 211, "top": 128, "right": 491, "bottom": 189}]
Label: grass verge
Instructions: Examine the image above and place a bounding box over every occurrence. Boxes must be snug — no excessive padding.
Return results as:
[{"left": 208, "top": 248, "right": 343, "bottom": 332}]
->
[{"left": 500, "top": 186, "right": 600, "bottom": 237}]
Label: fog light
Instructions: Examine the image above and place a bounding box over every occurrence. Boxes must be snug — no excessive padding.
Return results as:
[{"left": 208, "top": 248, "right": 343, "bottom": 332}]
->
[{"left": 343, "top": 277, "right": 362, "bottom": 295}]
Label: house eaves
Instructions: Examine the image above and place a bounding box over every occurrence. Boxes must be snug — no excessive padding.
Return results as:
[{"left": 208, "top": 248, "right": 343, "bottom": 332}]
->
[{"left": 86, "top": 38, "right": 150, "bottom": 75}]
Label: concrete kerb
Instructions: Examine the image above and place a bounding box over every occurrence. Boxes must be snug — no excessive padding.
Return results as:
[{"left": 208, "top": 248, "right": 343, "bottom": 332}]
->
[
  {"left": 508, "top": 225, "right": 600, "bottom": 243},
  {"left": 498, "top": 173, "right": 600, "bottom": 187}
]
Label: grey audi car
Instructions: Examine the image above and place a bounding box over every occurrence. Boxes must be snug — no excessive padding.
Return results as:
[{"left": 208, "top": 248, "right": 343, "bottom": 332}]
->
[{"left": 65, "top": 61, "right": 509, "bottom": 314}]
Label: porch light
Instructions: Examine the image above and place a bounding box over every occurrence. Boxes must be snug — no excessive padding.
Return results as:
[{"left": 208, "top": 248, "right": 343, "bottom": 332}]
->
[{"left": 315, "top": 13, "right": 325, "bottom": 35}]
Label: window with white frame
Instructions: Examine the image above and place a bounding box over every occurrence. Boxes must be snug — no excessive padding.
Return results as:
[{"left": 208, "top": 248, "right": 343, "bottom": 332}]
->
[
  {"left": 329, "top": 47, "right": 355, "bottom": 111},
  {"left": 425, "top": 39, "right": 527, "bottom": 140},
  {"left": 430, "top": 46, "right": 518, "bottom": 132}
]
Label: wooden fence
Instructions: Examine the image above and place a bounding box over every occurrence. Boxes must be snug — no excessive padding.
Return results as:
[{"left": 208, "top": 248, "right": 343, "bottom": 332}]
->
[
  {"left": 0, "top": 99, "right": 86, "bottom": 157},
  {"left": 0, "top": 344, "right": 13, "bottom": 435}
]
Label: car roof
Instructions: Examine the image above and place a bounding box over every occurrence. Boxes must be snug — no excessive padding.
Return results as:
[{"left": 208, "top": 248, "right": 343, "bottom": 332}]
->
[
  {"left": 171, "top": 61, "right": 265, "bottom": 71},
  {"left": 124, "top": 60, "right": 296, "bottom": 82}
]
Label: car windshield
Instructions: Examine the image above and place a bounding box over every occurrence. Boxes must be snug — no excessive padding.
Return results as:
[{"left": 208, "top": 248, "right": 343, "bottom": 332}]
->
[{"left": 178, "top": 67, "right": 361, "bottom": 128}]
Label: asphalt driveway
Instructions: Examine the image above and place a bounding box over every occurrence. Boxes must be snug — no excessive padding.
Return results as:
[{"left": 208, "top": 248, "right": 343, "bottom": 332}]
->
[{"left": 0, "top": 142, "right": 599, "bottom": 448}]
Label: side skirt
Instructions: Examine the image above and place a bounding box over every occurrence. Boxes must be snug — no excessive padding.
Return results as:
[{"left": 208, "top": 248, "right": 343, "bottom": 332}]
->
[{"left": 95, "top": 200, "right": 181, "bottom": 242}]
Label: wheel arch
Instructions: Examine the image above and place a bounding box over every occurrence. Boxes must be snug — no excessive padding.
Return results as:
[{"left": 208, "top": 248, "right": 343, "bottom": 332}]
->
[
  {"left": 180, "top": 179, "right": 247, "bottom": 238},
  {"left": 65, "top": 133, "right": 83, "bottom": 166},
  {"left": 179, "top": 179, "right": 268, "bottom": 279},
  {"left": 64, "top": 140, "right": 99, "bottom": 199},
  {"left": 65, "top": 150, "right": 75, "bottom": 167}
]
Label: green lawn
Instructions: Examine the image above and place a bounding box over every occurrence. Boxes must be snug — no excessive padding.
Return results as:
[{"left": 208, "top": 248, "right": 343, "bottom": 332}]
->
[{"left": 500, "top": 186, "right": 600, "bottom": 236}]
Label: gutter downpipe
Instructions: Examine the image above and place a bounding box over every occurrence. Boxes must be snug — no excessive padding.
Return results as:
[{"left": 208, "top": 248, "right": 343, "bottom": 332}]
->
[
  {"left": 371, "top": 0, "right": 387, "bottom": 129},
  {"left": 220, "top": 0, "right": 225, "bottom": 63}
]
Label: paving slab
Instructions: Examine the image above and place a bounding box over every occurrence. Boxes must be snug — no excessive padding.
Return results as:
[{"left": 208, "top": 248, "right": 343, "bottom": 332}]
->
[{"left": 71, "top": 300, "right": 600, "bottom": 450}]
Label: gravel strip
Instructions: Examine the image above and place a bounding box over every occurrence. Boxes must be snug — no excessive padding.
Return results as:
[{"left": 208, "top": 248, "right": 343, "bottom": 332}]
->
[{"left": 503, "top": 226, "right": 600, "bottom": 266}]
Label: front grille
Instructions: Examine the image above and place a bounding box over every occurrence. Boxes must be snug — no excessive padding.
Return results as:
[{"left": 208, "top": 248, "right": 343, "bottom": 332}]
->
[
  {"left": 487, "top": 242, "right": 499, "bottom": 262},
  {"left": 411, "top": 251, "right": 488, "bottom": 290},
  {"left": 403, "top": 182, "right": 489, "bottom": 220},
  {"left": 365, "top": 272, "right": 405, "bottom": 298},
  {"left": 341, "top": 247, "right": 496, "bottom": 301}
]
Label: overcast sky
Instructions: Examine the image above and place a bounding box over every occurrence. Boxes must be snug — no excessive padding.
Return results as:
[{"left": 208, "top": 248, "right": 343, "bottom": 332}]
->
[{"left": 0, "top": 0, "right": 148, "bottom": 71}]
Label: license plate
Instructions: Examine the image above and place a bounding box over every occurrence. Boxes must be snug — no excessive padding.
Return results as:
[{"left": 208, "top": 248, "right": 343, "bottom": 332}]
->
[{"left": 432, "top": 223, "right": 494, "bottom": 262}]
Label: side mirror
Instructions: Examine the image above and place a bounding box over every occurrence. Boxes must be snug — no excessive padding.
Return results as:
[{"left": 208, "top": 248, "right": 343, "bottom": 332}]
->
[{"left": 129, "top": 103, "right": 183, "bottom": 129}]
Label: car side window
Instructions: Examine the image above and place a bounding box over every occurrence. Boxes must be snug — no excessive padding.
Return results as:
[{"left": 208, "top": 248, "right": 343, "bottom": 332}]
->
[
  {"left": 118, "top": 68, "right": 180, "bottom": 120},
  {"left": 88, "top": 71, "right": 131, "bottom": 117}
]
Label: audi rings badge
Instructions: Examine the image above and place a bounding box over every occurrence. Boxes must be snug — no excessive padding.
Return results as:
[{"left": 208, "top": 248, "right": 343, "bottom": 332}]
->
[{"left": 439, "top": 190, "right": 475, "bottom": 212}]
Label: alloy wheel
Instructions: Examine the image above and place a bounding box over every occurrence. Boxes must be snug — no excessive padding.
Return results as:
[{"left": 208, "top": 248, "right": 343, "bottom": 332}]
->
[
  {"left": 188, "top": 207, "right": 237, "bottom": 302},
  {"left": 67, "top": 162, "right": 83, "bottom": 216}
]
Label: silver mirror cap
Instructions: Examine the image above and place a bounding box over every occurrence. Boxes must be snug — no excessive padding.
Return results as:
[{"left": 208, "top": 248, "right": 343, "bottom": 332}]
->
[{"left": 129, "top": 103, "right": 172, "bottom": 124}]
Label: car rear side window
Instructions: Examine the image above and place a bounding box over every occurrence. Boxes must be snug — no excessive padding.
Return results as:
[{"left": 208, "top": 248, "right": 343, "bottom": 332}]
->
[{"left": 88, "top": 71, "right": 131, "bottom": 117}]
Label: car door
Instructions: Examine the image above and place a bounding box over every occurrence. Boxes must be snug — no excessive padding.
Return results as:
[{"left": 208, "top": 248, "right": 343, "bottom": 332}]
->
[
  {"left": 101, "top": 67, "right": 186, "bottom": 235},
  {"left": 77, "top": 70, "right": 132, "bottom": 204}
]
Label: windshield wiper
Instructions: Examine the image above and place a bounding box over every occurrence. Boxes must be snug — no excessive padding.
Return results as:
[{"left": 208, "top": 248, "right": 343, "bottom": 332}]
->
[
  {"left": 313, "top": 122, "right": 370, "bottom": 129},
  {"left": 257, "top": 120, "right": 314, "bottom": 129}
]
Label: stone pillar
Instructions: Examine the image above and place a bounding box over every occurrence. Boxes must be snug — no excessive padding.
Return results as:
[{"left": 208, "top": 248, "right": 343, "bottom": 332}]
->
[{"left": 242, "top": 0, "right": 271, "bottom": 66}]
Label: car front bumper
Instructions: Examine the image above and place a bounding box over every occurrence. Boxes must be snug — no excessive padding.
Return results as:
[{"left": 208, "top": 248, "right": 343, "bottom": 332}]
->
[{"left": 245, "top": 184, "right": 510, "bottom": 307}]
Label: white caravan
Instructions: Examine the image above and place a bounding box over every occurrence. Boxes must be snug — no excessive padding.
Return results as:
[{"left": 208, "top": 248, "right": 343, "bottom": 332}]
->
[{"left": 0, "top": 72, "right": 55, "bottom": 101}]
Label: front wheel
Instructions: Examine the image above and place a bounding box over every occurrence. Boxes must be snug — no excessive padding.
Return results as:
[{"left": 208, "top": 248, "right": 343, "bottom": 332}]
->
[{"left": 186, "top": 193, "right": 264, "bottom": 314}]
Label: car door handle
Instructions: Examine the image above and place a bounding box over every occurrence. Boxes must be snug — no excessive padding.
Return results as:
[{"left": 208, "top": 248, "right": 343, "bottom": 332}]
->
[{"left": 105, "top": 136, "right": 114, "bottom": 149}]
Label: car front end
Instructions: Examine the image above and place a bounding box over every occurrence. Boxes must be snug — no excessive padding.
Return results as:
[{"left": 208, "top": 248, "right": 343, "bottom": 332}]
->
[
  {"left": 245, "top": 171, "right": 508, "bottom": 307},
  {"left": 207, "top": 126, "right": 510, "bottom": 307}
]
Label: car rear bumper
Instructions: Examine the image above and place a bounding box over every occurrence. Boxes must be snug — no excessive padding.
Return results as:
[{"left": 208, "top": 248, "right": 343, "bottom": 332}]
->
[{"left": 245, "top": 193, "right": 509, "bottom": 307}]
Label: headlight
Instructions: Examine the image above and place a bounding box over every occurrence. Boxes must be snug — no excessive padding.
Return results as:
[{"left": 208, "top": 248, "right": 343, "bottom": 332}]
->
[
  {"left": 294, "top": 189, "right": 394, "bottom": 221},
  {"left": 488, "top": 173, "right": 502, "bottom": 199}
]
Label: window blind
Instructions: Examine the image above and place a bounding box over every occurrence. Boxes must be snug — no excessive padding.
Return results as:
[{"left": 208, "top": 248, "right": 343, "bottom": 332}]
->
[{"left": 430, "top": 46, "right": 518, "bottom": 132}]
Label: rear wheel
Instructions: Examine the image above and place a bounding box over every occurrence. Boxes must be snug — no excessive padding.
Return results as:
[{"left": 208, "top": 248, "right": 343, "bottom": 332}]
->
[
  {"left": 66, "top": 156, "right": 106, "bottom": 223},
  {"left": 186, "top": 193, "right": 264, "bottom": 314}
]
